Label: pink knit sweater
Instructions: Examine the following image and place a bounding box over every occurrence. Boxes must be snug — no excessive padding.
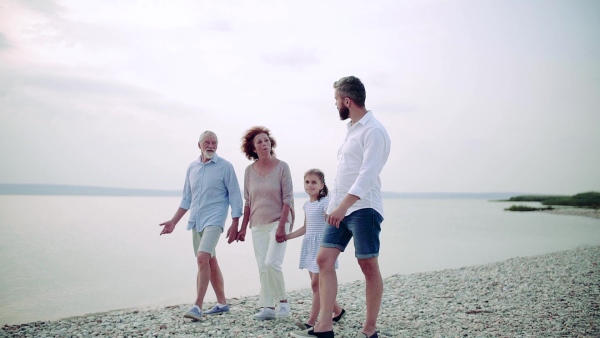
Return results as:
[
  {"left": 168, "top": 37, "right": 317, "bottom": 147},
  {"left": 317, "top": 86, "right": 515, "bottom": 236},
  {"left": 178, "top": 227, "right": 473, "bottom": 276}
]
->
[{"left": 243, "top": 160, "right": 294, "bottom": 227}]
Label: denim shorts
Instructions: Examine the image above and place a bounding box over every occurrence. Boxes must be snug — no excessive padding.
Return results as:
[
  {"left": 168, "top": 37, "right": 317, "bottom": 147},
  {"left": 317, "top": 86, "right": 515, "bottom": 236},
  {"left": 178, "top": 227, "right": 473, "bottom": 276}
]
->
[{"left": 321, "top": 208, "right": 383, "bottom": 259}]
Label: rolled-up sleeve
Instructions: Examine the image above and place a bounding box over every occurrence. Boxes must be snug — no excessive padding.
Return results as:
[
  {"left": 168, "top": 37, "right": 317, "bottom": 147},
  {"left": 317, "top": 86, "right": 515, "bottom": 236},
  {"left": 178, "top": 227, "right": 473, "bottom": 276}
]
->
[
  {"left": 179, "top": 166, "right": 192, "bottom": 210},
  {"left": 347, "top": 128, "right": 387, "bottom": 199},
  {"left": 281, "top": 163, "right": 294, "bottom": 207},
  {"left": 225, "top": 164, "right": 243, "bottom": 218},
  {"left": 243, "top": 166, "right": 251, "bottom": 209},
  {"left": 281, "top": 162, "right": 295, "bottom": 224}
]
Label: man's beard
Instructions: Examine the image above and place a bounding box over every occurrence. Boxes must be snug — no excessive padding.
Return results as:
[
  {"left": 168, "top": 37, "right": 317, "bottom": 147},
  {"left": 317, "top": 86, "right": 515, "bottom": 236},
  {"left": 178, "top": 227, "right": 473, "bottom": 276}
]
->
[
  {"left": 203, "top": 150, "right": 215, "bottom": 159},
  {"left": 338, "top": 106, "right": 350, "bottom": 120}
]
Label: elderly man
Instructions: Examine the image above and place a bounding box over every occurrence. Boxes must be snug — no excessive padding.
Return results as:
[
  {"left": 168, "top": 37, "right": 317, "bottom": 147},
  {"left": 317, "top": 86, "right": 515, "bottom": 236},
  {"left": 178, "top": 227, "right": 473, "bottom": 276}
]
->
[{"left": 160, "top": 130, "right": 243, "bottom": 321}]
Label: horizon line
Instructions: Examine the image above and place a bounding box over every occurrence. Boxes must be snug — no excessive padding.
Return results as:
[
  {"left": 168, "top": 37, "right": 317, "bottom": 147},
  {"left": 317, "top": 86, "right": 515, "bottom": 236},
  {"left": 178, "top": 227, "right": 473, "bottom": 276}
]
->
[{"left": 0, "top": 183, "right": 531, "bottom": 197}]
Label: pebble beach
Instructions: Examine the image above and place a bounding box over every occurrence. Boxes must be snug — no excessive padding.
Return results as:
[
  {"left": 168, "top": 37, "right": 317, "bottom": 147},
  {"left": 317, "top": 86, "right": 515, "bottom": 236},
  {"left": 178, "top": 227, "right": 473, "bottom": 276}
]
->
[
  {"left": 2, "top": 208, "right": 599, "bottom": 338},
  {"left": 2, "top": 243, "right": 598, "bottom": 338}
]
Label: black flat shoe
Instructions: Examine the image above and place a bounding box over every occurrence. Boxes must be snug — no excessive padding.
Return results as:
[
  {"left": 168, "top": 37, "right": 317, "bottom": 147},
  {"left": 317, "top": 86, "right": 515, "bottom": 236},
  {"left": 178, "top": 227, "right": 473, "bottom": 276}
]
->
[
  {"left": 332, "top": 308, "right": 346, "bottom": 322},
  {"left": 356, "top": 332, "right": 378, "bottom": 338},
  {"left": 294, "top": 320, "right": 314, "bottom": 330}
]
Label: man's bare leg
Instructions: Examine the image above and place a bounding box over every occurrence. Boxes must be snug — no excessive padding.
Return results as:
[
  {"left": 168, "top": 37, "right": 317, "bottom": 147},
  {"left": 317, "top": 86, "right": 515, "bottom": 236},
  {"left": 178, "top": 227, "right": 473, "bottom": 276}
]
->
[
  {"left": 208, "top": 256, "right": 227, "bottom": 304},
  {"left": 357, "top": 257, "right": 382, "bottom": 336},
  {"left": 194, "top": 251, "right": 211, "bottom": 307}
]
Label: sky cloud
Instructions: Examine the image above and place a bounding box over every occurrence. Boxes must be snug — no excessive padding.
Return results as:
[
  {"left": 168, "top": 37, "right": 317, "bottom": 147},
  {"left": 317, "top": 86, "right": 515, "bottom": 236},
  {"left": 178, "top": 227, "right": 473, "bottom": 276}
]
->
[{"left": 0, "top": 0, "right": 599, "bottom": 194}]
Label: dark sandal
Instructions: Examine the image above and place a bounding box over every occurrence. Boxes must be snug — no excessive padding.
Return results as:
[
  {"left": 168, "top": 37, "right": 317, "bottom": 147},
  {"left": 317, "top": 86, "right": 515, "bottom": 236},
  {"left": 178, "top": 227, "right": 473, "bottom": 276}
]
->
[
  {"left": 332, "top": 308, "right": 346, "bottom": 322},
  {"left": 294, "top": 320, "right": 314, "bottom": 330}
]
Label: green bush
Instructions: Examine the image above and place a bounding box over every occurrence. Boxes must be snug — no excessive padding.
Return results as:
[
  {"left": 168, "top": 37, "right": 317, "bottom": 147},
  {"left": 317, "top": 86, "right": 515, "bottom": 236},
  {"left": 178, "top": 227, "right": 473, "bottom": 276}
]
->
[
  {"left": 541, "top": 192, "right": 600, "bottom": 209},
  {"left": 508, "top": 195, "right": 567, "bottom": 202},
  {"left": 573, "top": 192, "right": 600, "bottom": 209},
  {"left": 505, "top": 205, "right": 554, "bottom": 212},
  {"left": 541, "top": 197, "right": 574, "bottom": 206},
  {"left": 507, "top": 191, "right": 599, "bottom": 209}
]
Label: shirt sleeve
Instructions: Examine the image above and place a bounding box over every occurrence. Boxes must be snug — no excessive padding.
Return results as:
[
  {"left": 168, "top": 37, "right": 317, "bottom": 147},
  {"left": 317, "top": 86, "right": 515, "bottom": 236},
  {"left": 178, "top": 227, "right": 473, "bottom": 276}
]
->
[
  {"left": 225, "top": 163, "right": 243, "bottom": 218},
  {"left": 179, "top": 165, "right": 192, "bottom": 210},
  {"left": 347, "top": 128, "right": 388, "bottom": 199},
  {"left": 243, "top": 165, "right": 251, "bottom": 209}
]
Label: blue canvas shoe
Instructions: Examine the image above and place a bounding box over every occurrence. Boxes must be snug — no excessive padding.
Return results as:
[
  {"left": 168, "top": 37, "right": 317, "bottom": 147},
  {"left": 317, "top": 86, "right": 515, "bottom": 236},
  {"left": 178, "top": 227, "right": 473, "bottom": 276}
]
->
[
  {"left": 183, "top": 306, "right": 202, "bottom": 321},
  {"left": 205, "top": 304, "right": 230, "bottom": 315}
]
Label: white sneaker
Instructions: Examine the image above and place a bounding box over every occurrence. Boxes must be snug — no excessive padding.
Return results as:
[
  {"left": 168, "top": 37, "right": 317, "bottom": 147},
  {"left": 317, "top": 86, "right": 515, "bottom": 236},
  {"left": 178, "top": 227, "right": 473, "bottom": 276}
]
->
[
  {"left": 276, "top": 302, "right": 291, "bottom": 318},
  {"left": 253, "top": 307, "right": 276, "bottom": 320}
]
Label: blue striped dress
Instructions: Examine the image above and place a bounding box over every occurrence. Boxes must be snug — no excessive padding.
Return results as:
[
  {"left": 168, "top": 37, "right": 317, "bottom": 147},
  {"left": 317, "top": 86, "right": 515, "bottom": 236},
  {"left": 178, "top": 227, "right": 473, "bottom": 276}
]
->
[{"left": 299, "top": 196, "right": 339, "bottom": 273}]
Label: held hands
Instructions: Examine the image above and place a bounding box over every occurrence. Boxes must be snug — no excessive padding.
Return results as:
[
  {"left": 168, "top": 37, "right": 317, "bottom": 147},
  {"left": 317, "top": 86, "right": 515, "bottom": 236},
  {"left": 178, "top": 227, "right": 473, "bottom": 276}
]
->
[
  {"left": 226, "top": 225, "right": 238, "bottom": 244},
  {"left": 226, "top": 225, "right": 246, "bottom": 244},
  {"left": 159, "top": 220, "right": 176, "bottom": 235},
  {"left": 227, "top": 226, "right": 246, "bottom": 243},
  {"left": 237, "top": 228, "right": 247, "bottom": 242},
  {"left": 275, "top": 225, "right": 286, "bottom": 243},
  {"left": 227, "top": 218, "right": 245, "bottom": 244}
]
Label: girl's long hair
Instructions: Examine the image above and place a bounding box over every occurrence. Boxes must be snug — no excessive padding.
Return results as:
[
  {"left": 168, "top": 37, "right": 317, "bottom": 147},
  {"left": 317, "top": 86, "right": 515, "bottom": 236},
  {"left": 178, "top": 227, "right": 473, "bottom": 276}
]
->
[{"left": 305, "top": 168, "right": 328, "bottom": 201}]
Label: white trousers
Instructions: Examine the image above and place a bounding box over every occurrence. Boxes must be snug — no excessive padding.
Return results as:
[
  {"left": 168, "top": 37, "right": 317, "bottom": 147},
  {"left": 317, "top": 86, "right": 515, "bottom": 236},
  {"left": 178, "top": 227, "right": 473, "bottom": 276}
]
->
[{"left": 251, "top": 222, "right": 290, "bottom": 307}]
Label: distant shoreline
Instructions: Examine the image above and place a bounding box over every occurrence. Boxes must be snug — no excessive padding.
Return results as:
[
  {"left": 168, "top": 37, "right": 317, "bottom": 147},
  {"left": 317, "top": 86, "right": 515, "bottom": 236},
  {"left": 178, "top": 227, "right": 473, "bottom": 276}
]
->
[
  {"left": 542, "top": 207, "right": 600, "bottom": 219},
  {"left": 3, "top": 185, "right": 597, "bottom": 220},
  {"left": 0, "top": 184, "right": 521, "bottom": 199},
  {"left": 0, "top": 184, "right": 181, "bottom": 196}
]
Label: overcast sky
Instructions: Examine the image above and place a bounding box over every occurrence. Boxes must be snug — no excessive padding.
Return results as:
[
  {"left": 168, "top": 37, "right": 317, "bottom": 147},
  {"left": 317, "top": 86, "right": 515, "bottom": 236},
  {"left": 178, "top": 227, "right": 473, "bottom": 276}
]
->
[{"left": 1, "top": 0, "right": 598, "bottom": 195}]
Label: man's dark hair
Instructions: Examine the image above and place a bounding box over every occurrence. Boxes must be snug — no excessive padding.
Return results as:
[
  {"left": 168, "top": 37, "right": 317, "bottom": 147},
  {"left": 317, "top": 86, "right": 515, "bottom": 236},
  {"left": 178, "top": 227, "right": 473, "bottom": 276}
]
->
[{"left": 333, "top": 76, "right": 366, "bottom": 107}]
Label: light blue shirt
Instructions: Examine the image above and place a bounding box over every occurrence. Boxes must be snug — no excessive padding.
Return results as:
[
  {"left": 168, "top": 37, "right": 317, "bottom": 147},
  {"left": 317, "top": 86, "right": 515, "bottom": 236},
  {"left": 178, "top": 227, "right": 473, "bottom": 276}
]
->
[
  {"left": 179, "top": 153, "right": 243, "bottom": 232},
  {"left": 327, "top": 111, "right": 391, "bottom": 218}
]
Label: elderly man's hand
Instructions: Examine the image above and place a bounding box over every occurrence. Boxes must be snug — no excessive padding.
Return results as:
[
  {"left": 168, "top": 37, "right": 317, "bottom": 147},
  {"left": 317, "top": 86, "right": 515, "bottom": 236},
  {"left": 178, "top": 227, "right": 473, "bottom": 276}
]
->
[
  {"left": 226, "top": 225, "right": 239, "bottom": 244},
  {"left": 159, "top": 220, "right": 176, "bottom": 235}
]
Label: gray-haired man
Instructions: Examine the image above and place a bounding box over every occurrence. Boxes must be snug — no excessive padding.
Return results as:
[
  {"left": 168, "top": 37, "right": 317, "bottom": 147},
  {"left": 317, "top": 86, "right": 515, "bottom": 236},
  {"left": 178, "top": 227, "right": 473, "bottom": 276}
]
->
[{"left": 160, "top": 131, "right": 243, "bottom": 320}]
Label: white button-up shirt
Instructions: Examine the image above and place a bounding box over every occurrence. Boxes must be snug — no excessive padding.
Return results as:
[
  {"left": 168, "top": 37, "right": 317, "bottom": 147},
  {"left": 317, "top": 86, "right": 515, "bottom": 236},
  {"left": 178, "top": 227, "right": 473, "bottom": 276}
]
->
[{"left": 327, "top": 111, "right": 391, "bottom": 218}]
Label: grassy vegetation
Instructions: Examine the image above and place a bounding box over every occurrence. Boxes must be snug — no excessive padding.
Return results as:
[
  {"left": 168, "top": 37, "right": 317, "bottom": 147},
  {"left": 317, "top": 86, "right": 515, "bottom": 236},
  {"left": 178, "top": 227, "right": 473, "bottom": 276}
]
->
[
  {"left": 504, "top": 191, "right": 600, "bottom": 210},
  {"left": 505, "top": 194, "right": 569, "bottom": 202},
  {"left": 505, "top": 205, "right": 555, "bottom": 212}
]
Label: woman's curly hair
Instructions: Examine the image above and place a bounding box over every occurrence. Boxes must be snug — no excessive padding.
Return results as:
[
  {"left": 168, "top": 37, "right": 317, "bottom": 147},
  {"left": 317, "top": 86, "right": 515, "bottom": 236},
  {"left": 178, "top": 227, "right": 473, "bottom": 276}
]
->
[{"left": 241, "top": 126, "right": 277, "bottom": 161}]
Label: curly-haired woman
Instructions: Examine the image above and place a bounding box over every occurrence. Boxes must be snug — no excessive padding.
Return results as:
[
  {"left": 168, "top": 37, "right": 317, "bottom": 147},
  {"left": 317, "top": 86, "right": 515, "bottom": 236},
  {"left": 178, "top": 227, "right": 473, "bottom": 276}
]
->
[{"left": 228, "top": 126, "right": 295, "bottom": 321}]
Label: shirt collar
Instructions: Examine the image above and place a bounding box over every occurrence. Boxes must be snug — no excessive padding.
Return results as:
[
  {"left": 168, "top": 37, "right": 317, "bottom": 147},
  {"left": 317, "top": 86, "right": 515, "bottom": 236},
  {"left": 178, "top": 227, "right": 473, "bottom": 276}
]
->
[{"left": 347, "top": 110, "right": 373, "bottom": 129}]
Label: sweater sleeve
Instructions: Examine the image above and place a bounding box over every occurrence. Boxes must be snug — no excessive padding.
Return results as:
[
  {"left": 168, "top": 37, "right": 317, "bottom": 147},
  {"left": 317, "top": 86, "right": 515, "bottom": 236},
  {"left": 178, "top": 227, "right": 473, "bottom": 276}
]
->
[
  {"left": 280, "top": 161, "right": 295, "bottom": 226},
  {"left": 244, "top": 165, "right": 251, "bottom": 209}
]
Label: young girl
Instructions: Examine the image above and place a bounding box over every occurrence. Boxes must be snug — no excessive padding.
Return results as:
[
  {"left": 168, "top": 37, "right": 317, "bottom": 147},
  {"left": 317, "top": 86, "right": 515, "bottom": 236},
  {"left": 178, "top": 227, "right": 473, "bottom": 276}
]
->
[{"left": 286, "top": 169, "right": 345, "bottom": 329}]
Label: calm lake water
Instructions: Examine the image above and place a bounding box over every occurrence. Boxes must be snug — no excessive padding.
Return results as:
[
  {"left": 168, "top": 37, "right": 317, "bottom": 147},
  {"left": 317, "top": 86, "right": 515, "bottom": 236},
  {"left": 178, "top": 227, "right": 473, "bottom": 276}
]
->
[{"left": 1, "top": 195, "right": 599, "bottom": 325}]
